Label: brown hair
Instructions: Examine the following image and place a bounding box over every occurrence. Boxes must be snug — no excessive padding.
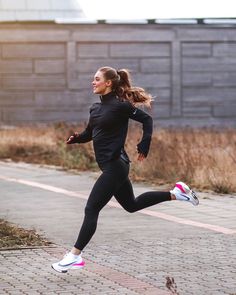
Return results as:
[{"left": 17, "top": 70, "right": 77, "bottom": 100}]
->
[{"left": 98, "top": 66, "right": 152, "bottom": 107}]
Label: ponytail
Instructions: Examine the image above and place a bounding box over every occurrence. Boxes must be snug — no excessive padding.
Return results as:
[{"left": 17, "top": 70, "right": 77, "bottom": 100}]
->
[
  {"left": 98, "top": 67, "right": 153, "bottom": 107},
  {"left": 121, "top": 85, "right": 153, "bottom": 108}
]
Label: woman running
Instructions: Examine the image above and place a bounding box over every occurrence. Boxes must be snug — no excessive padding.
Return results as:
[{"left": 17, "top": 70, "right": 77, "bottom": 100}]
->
[{"left": 52, "top": 66, "right": 199, "bottom": 273}]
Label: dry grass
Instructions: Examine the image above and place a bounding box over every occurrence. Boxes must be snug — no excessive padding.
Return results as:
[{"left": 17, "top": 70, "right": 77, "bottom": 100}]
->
[
  {"left": 127, "top": 125, "right": 236, "bottom": 193},
  {"left": 0, "top": 219, "right": 52, "bottom": 249},
  {"left": 0, "top": 123, "right": 96, "bottom": 171},
  {"left": 0, "top": 125, "right": 56, "bottom": 164},
  {"left": 0, "top": 123, "right": 235, "bottom": 193}
]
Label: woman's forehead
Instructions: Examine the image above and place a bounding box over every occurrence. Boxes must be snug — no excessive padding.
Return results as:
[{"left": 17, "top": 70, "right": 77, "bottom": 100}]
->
[{"left": 94, "top": 70, "right": 103, "bottom": 78}]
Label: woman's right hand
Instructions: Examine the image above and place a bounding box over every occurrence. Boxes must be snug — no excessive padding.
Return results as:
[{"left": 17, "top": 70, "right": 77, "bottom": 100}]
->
[
  {"left": 137, "top": 152, "right": 146, "bottom": 162},
  {"left": 66, "top": 132, "right": 79, "bottom": 144}
]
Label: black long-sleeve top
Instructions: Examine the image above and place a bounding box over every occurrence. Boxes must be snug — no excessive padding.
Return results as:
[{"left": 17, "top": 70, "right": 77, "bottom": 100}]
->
[{"left": 72, "top": 91, "right": 153, "bottom": 165}]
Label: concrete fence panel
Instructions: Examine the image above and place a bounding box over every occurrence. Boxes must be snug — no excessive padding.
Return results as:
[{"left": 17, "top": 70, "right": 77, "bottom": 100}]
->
[{"left": 0, "top": 22, "right": 235, "bottom": 127}]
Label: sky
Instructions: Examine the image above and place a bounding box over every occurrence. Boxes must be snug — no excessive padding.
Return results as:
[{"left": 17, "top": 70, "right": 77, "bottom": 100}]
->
[{"left": 78, "top": 0, "right": 236, "bottom": 19}]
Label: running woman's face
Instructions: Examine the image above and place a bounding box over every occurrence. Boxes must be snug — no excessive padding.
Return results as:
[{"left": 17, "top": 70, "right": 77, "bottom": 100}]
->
[{"left": 92, "top": 71, "right": 112, "bottom": 95}]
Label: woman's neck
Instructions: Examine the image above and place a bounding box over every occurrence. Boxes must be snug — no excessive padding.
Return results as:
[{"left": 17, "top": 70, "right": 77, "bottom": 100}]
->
[{"left": 100, "top": 91, "right": 116, "bottom": 103}]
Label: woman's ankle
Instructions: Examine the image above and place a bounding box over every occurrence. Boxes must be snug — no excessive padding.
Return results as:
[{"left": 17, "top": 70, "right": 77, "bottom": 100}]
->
[
  {"left": 171, "top": 193, "right": 176, "bottom": 200},
  {"left": 71, "top": 247, "right": 81, "bottom": 255}
]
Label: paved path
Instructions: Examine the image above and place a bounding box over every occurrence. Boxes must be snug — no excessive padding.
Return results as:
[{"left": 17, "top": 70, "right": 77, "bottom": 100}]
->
[{"left": 0, "top": 161, "right": 236, "bottom": 295}]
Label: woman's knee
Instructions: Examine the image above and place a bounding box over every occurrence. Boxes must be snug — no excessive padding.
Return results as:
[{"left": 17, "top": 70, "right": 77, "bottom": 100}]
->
[
  {"left": 123, "top": 205, "right": 136, "bottom": 213},
  {"left": 84, "top": 205, "right": 99, "bottom": 217}
]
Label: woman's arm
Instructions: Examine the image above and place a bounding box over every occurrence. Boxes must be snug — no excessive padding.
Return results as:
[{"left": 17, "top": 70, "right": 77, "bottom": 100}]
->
[
  {"left": 125, "top": 103, "right": 153, "bottom": 158},
  {"left": 67, "top": 123, "right": 92, "bottom": 144}
]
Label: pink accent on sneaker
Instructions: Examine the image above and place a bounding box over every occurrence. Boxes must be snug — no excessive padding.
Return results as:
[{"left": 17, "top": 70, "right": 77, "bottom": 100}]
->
[
  {"left": 175, "top": 183, "right": 186, "bottom": 193},
  {"left": 73, "top": 261, "right": 85, "bottom": 267}
]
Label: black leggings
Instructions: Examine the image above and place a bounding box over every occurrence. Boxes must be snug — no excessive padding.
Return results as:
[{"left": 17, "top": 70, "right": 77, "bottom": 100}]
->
[{"left": 74, "top": 158, "right": 171, "bottom": 250}]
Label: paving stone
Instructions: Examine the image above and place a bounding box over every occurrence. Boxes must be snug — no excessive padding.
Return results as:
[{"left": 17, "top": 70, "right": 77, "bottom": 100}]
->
[{"left": 0, "top": 161, "right": 236, "bottom": 295}]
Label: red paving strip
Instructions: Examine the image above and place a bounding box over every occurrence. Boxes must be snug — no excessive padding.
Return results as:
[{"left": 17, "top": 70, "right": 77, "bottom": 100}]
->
[
  {"left": 1, "top": 175, "right": 236, "bottom": 235},
  {"left": 86, "top": 259, "right": 170, "bottom": 295},
  {"left": 45, "top": 247, "right": 169, "bottom": 295}
]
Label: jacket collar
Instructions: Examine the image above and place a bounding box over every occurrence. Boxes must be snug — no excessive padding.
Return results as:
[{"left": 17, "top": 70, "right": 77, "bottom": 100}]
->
[{"left": 100, "top": 91, "right": 117, "bottom": 103}]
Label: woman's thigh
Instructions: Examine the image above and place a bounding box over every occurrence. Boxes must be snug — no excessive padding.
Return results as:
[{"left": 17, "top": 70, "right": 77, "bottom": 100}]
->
[
  {"left": 114, "top": 178, "right": 135, "bottom": 211},
  {"left": 86, "top": 159, "right": 129, "bottom": 211}
]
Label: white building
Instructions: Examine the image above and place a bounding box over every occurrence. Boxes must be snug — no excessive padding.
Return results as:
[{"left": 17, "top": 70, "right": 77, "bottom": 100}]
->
[{"left": 0, "top": 0, "right": 85, "bottom": 21}]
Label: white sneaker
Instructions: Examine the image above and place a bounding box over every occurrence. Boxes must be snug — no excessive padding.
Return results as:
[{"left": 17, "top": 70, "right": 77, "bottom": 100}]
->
[
  {"left": 51, "top": 252, "right": 85, "bottom": 273},
  {"left": 170, "top": 181, "right": 199, "bottom": 206}
]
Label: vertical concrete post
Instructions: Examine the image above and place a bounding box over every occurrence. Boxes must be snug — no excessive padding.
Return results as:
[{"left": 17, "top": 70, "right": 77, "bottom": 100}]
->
[
  {"left": 171, "top": 40, "right": 182, "bottom": 117},
  {"left": 67, "top": 41, "right": 78, "bottom": 89}
]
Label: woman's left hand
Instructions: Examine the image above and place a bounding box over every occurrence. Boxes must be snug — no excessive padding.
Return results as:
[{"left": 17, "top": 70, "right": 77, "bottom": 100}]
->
[{"left": 137, "top": 153, "right": 146, "bottom": 161}]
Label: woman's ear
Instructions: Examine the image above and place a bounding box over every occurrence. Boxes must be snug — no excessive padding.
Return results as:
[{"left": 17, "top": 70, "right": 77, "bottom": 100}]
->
[{"left": 105, "top": 80, "right": 112, "bottom": 88}]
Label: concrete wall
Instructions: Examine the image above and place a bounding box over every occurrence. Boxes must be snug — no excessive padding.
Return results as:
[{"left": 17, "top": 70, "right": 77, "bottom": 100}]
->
[{"left": 0, "top": 22, "right": 236, "bottom": 127}]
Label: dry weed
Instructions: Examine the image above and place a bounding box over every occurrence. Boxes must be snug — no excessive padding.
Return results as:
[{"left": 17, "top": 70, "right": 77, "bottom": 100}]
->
[
  {"left": 165, "top": 276, "right": 180, "bottom": 295},
  {"left": 0, "top": 219, "right": 52, "bottom": 249},
  {"left": 126, "top": 125, "right": 236, "bottom": 193},
  {"left": 0, "top": 124, "right": 235, "bottom": 193}
]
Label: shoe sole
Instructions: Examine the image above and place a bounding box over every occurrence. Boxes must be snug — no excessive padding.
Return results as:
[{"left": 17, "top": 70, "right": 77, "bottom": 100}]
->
[
  {"left": 51, "top": 264, "right": 68, "bottom": 273},
  {"left": 71, "top": 265, "right": 85, "bottom": 270},
  {"left": 188, "top": 190, "right": 199, "bottom": 206},
  {"left": 71, "top": 261, "right": 85, "bottom": 269},
  {"left": 51, "top": 261, "right": 85, "bottom": 273}
]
